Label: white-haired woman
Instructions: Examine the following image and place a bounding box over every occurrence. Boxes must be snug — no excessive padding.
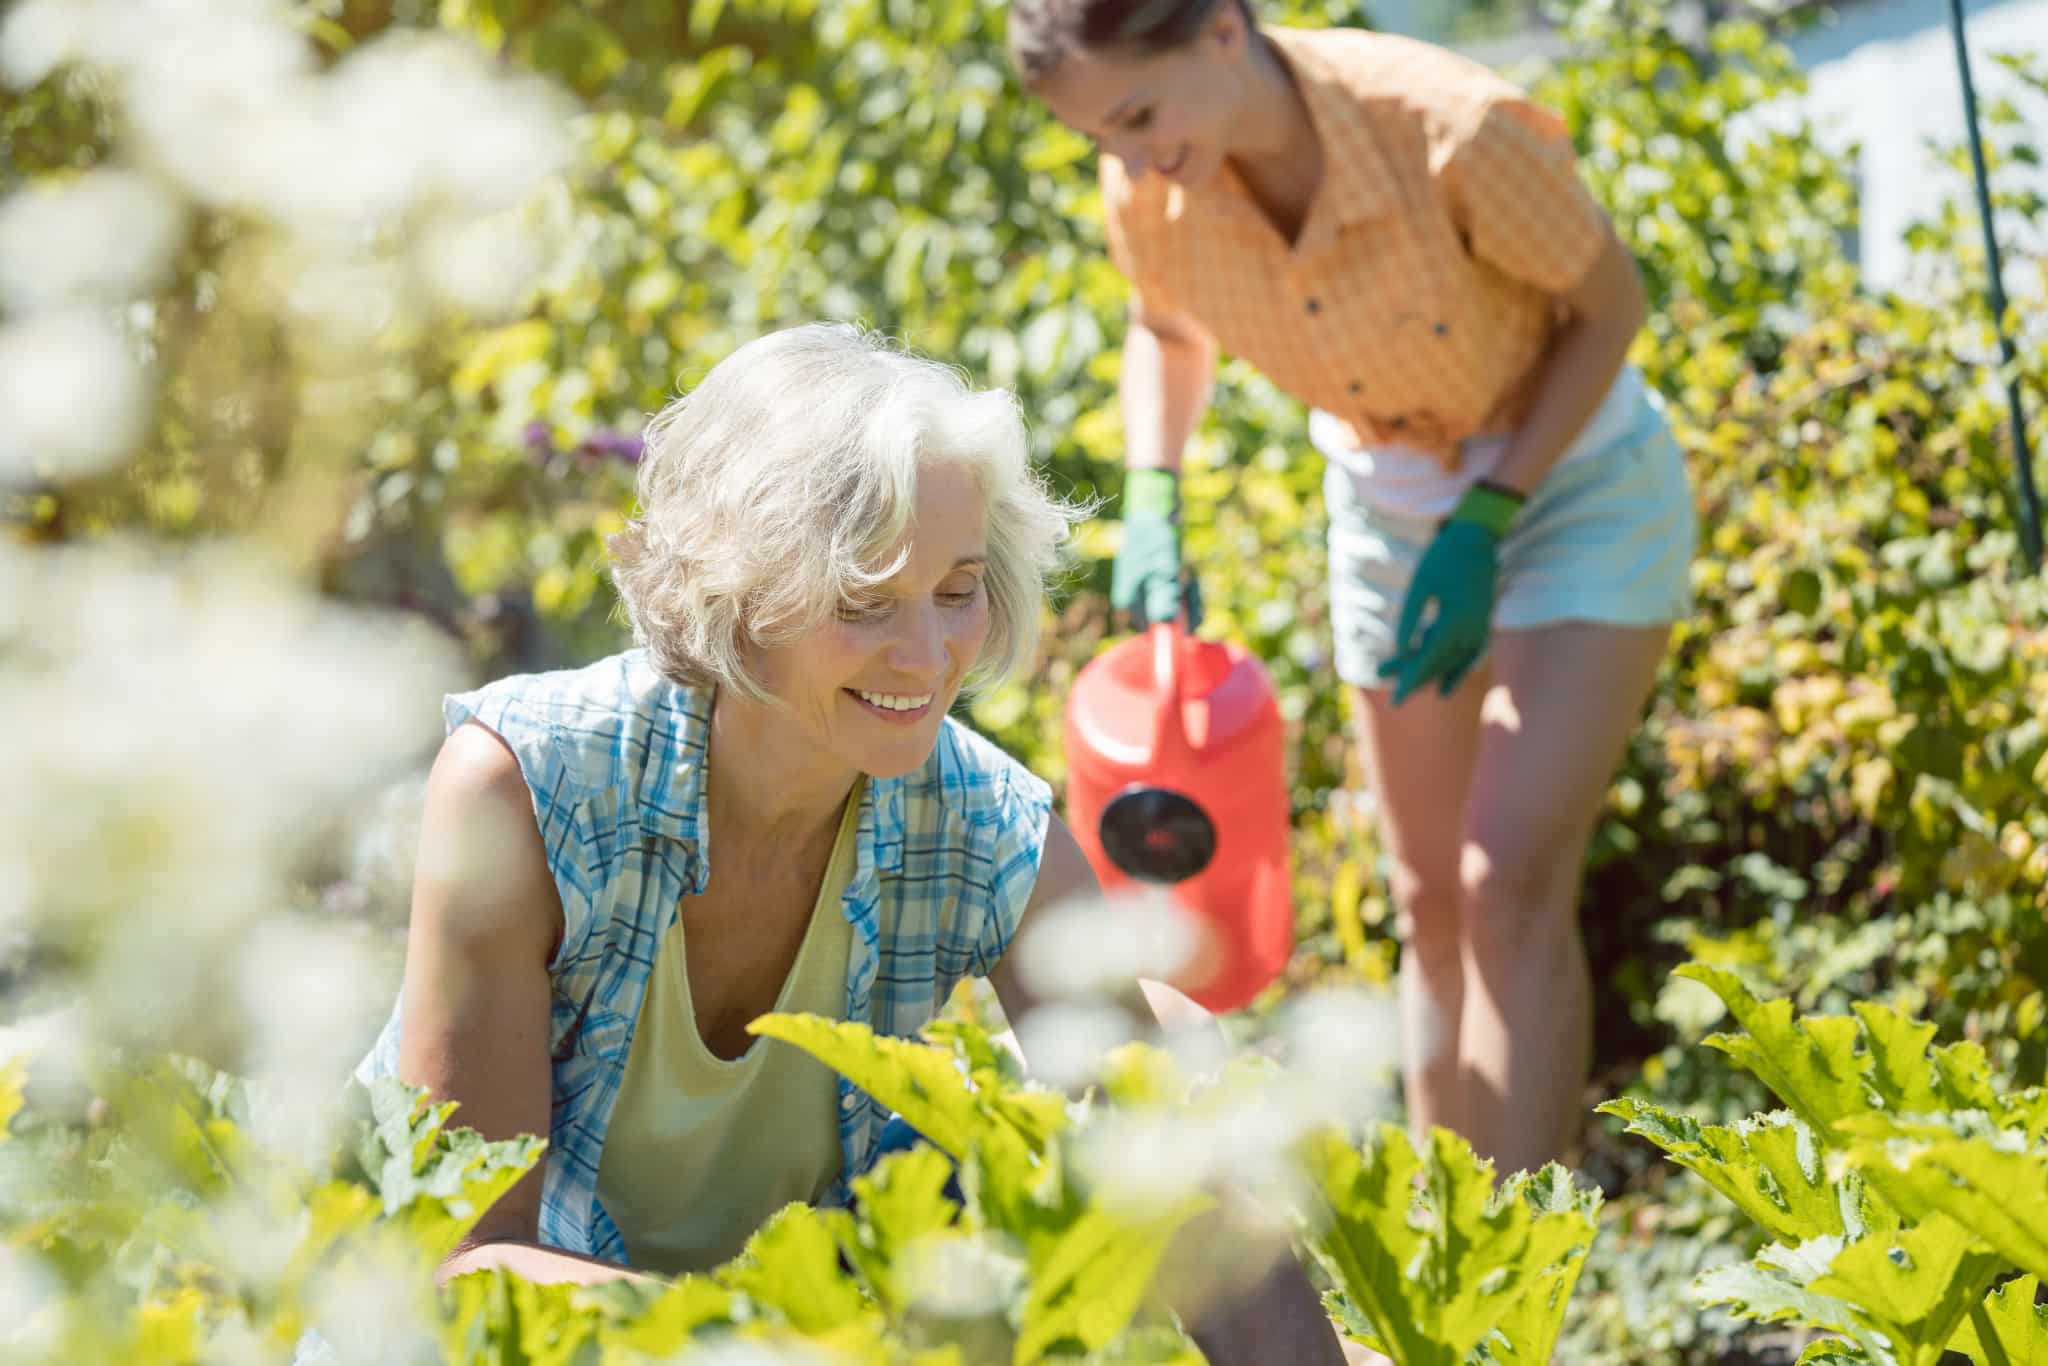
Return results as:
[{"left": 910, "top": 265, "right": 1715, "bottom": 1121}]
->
[{"left": 357, "top": 324, "right": 1348, "bottom": 1363}]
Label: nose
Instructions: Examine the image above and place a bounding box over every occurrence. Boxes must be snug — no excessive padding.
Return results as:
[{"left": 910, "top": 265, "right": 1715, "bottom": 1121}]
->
[{"left": 884, "top": 600, "right": 949, "bottom": 679}]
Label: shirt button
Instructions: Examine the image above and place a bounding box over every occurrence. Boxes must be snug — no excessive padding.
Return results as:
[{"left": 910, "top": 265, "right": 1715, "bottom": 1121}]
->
[
  {"left": 1305, "top": 298, "right": 1321, "bottom": 315},
  {"left": 1434, "top": 322, "right": 1450, "bottom": 336},
  {"left": 1348, "top": 381, "right": 1362, "bottom": 395}
]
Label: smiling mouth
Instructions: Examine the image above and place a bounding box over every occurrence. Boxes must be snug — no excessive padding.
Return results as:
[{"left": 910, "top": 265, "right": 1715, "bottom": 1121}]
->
[{"left": 845, "top": 688, "right": 936, "bottom": 722}]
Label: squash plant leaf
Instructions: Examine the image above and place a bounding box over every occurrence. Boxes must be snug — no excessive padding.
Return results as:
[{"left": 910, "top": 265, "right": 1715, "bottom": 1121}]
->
[
  {"left": 1842, "top": 1118, "right": 2048, "bottom": 1281},
  {"left": 1302, "top": 1125, "right": 1599, "bottom": 1366},
  {"left": 1947, "top": 1275, "right": 2048, "bottom": 1366},
  {"left": 1598, "top": 1101, "right": 1862, "bottom": 1244}
]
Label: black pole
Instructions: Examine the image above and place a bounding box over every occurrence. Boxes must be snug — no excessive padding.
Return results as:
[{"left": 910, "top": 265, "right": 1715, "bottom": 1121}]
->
[{"left": 1945, "top": 0, "right": 2042, "bottom": 573}]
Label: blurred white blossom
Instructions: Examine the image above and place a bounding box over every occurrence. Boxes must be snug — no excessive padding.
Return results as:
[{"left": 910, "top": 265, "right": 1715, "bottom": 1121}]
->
[
  {"left": 900, "top": 1232, "right": 1027, "bottom": 1319},
  {"left": 0, "top": 0, "right": 573, "bottom": 479},
  {"left": 1011, "top": 1002, "right": 1140, "bottom": 1091},
  {"left": 1071, "top": 986, "right": 1398, "bottom": 1219},
  {"left": 0, "top": 1248, "right": 62, "bottom": 1357},
  {"left": 301, "top": 1251, "right": 438, "bottom": 1366},
  {"left": 1009, "top": 889, "right": 1202, "bottom": 1003},
  {"left": 0, "top": 310, "right": 150, "bottom": 482},
  {"left": 414, "top": 207, "right": 552, "bottom": 319},
  {"left": 232, "top": 917, "right": 397, "bottom": 1137},
  {"left": 0, "top": 169, "right": 187, "bottom": 314},
  {"left": 0, "top": 540, "right": 460, "bottom": 1064}
]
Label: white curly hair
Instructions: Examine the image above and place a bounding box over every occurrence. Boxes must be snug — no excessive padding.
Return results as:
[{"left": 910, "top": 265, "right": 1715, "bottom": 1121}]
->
[{"left": 608, "top": 323, "right": 1084, "bottom": 703}]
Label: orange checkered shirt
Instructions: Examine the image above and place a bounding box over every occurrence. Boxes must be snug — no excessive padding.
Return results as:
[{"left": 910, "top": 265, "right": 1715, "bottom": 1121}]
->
[{"left": 1101, "top": 26, "right": 1614, "bottom": 468}]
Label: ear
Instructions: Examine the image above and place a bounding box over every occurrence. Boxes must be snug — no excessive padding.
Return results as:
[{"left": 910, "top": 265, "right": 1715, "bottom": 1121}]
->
[{"left": 1205, "top": 0, "right": 1248, "bottom": 51}]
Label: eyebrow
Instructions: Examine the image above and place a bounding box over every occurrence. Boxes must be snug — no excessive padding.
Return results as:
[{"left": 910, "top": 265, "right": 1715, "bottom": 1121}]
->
[{"left": 1101, "top": 91, "right": 1150, "bottom": 128}]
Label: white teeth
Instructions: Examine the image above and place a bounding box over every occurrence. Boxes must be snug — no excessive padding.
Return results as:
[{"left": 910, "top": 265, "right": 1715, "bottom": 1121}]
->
[{"left": 853, "top": 690, "right": 932, "bottom": 712}]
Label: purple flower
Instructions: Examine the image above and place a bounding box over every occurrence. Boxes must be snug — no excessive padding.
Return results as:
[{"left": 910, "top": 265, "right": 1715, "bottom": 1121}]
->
[
  {"left": 580, "top": 427, "right": 645, "bottom": 466},
  {"left": 523, "top": 421, "right": 554, "bottom": 464}
]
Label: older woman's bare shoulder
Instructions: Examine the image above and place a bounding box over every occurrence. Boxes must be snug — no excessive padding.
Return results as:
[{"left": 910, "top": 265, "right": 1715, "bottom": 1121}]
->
[{"left": 414, "top": 721, "right": 561, "bottom": 955}]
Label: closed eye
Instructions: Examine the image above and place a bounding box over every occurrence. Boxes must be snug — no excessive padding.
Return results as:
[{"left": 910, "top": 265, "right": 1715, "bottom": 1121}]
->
[{"left": 835, "top": 597, "right": 892, "bottom": 622}]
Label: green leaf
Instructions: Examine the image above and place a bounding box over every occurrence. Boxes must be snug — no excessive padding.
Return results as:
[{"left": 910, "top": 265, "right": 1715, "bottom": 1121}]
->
[
  {"left": 840, "top": 1146, "right": 964, "bottom": 1314},
  {"left": 1808, "top": 1214, "right": 2006, "bottom": 1366},
  {"left": 0, "top": 1056, "right": 27, "bottom": 1141},
  {"left": 1693, "top": 1254, "right": 1871, "bottom": 1344},
  {"left": 450, "top": 319, "right": 554, "bottom": 402},
  {"left": 1598, "top": 1101, "right": 1861, "bottom": 1243},
  {"left": 355, "top": 1077, "right": 546, "bottom": 1258},
  {"left": 1302, "top": 1125, "right": 1600, "bottom": 1366},
  {"left": 1842, "top": 1121, "right": 2048, "bottom": 1280},
  {"left": 1676, "top": 964, "right": 1872, "bottom": 1133},
  {"left": 1948, "top": 1276, "right": 2048, "bottom": 1366},
  {"left": 718, "top": 1203, "right": 874, "bottom": 1336},
  {"left": 1475, "top": 1166, "right": 1605, "bottom": 1365},
  {"left": 586, "top": 1276, "right": 739, "bottom": 1355},
  {"left": 1014, "top": 1202, "right": 1209, "bottom": 1364},
  {"left": 749, "top": 1014, "right": 1044, "bottom": 1166}
]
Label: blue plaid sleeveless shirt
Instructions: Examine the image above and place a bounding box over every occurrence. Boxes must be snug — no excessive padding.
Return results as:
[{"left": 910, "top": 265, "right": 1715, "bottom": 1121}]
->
[{"left": 355, "top": 649, "right": 1052, "bottom": 1264}]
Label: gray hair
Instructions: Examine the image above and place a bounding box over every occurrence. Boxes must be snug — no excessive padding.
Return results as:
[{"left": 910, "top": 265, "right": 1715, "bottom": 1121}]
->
[{"left": 608, "top": 323, "right": 1084, "bottom": 704}]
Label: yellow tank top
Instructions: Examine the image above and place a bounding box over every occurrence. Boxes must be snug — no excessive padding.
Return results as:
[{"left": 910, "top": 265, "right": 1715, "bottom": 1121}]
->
[{"left": 595, "top": 781, "right": 860, "bottom": 1274}]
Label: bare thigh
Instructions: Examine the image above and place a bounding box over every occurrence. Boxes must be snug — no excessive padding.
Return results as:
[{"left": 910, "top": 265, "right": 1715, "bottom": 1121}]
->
[{"left": 1351, "top": 666, "right": 1488, "bottom": 912}]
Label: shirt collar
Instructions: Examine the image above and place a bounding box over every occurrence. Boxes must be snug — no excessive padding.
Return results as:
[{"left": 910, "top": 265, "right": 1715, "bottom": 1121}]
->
[
  {"left": 647, "top": 677, "right": 906, "bottom": 880},
  {"left": 1172, "top": 27, "right": 1399, "bottom": 255}
]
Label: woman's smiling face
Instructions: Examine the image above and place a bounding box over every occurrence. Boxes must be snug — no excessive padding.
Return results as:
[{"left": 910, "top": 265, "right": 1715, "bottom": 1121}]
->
[
  {"left": 750, "top": 460, "right": 992, "bottom": 780},
  {"left": 1027, "top": 3, "right": 1256, "bottom": 189}
]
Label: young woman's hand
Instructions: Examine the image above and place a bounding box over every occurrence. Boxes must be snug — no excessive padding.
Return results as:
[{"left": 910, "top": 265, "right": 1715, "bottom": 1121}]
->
[
  {"left": 1379, "top": 482, "right": 1524, "bottom": 703},
  {"left": 1113, "top": 468, "right": 1195, "bottom": 628}
]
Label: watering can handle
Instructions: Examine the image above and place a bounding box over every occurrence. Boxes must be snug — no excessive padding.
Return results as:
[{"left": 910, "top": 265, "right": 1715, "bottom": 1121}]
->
[{"left": 1147, "top": 622, "right": 1188, "bottom": 766}]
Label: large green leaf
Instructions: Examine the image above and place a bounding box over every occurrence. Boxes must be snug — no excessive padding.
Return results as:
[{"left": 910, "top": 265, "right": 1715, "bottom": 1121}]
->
[
  {"left": 1948, "top": 1276, "right": 2048, "bottom": 1366},
  {"left": 1842, "top": 1119, "right": 2048, "bottom": 1281},
  {"left": 1598, "top": 1100, "right": 1863, "bottom": 1243},
  {"left": 718, "top": 1203, "right": 875, "bottom": 1337},
  {"left": 1013, "top": 1202, "right": 1210, "bottom": 1365},
  {"left": 748, "top": 1014, "right": 1060, "bottom": 1171},
  {"left": 1472, "top": 1166, "right": 1606, "bottom": 1366},
  {"left": 1693, "top": 1250, "right": 1871, "bottom": 1348},
  {"left": 356, "top": 1077, "right": 546, "bottom": 1259},
  {"left": 1807, "top": 1215, "right": 2006, "bottom": 1366},
  {"left": 1302, "top": 1125, "right": 1601, "bottom": 1366}
]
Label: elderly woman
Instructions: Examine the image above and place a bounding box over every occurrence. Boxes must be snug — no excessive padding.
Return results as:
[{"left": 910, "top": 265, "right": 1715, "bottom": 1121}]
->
[{"left": 356, "top": 324, "right": 1347, "bottom": 1363}]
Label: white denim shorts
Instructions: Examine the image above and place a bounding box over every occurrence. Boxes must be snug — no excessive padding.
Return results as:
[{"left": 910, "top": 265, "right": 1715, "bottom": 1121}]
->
[{"left": 1323, "top": 385, "right": 1698, "bottom": 689}]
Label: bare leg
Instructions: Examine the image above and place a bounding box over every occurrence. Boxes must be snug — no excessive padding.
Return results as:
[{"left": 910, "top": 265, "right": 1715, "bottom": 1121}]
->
[
  {"left": 1456, "top": 622, "right": 1669, "bottom": 1175},
  {"left": 1351, "top": 668, "right": 1487, "bottom": 1145}
]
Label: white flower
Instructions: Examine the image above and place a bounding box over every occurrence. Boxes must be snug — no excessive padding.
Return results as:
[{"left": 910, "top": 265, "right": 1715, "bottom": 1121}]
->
[
  {"left": 0, "top": 168, "right": 187, "bottom": 314},
  {"left": 0, "top": 309, "right": 150, "bottom": 482}
]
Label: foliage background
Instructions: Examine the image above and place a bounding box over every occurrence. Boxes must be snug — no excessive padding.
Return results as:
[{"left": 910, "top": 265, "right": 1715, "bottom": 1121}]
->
[{"left": 2, "top": 0, "right": 2045, "bottom": 1360}]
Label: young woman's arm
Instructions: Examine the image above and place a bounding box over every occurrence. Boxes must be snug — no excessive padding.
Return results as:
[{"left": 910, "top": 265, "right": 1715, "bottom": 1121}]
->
[
  {"left": 398, "top": 723, "right": 655, "bottom": 1289},
  {"left": 1488, "top": 229, "right": 1648, "bottom": 496},
  {"left": 1121, "top": 297, "right": 1219, "bottom": 474}
]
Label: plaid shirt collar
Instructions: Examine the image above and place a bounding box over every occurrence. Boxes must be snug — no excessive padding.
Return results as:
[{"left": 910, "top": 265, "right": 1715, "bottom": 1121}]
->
[{"left": 642, "top": 683, "right": 910, "bottom": 889}]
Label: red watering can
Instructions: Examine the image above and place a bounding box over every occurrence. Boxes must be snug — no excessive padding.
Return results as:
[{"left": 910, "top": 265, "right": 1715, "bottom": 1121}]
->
[{"left": 1062, "top": 621, "right": 1293, "bottom": 1013}]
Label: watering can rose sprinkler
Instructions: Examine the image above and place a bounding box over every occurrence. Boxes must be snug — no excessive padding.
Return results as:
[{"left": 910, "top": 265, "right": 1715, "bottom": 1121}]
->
[{"left": 1062, "top": 609, "right": 1295, "bottom": 1014}]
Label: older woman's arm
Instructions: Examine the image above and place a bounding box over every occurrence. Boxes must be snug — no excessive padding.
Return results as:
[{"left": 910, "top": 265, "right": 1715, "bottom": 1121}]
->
[
  {"left": 399, "top": 723, "right": 658, "bottom": 1290},
  {"left": 989, "top": 816, "right": 1348, "bottom": 1366}
]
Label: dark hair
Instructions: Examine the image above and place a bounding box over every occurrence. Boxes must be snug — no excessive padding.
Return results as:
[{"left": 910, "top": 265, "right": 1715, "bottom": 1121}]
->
[{"left": 1007, "top": 0, "right": 1251, "bottom": 82}]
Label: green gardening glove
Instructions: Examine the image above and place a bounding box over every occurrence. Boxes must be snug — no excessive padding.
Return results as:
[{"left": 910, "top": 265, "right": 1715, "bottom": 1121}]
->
[
  {"left": 1377, "top": 481, "right": 1526, "bottom": 705},
  {"left": 1113, "top": 468, "right": 1197, "bottom": 629}
]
